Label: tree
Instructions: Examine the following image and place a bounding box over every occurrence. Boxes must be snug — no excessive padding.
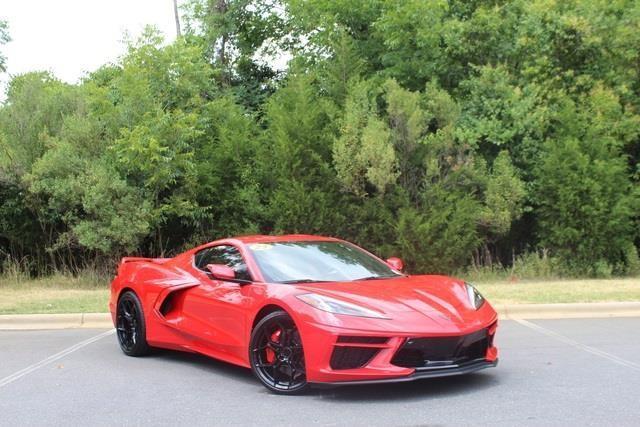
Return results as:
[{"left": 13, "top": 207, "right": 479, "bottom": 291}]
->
[
  {"left": 173, "top": 0, "right": 182, "bottom": 37},
  {"left": 2, "top": 0, "right": 640, "bottom": 277},
  {"left": 258, "top": 74, "right": 342, "bottom": 234},
  {"left": 333, "top": 79, "right": 397, "bottom": 196},
  {"left": 184, "top": 0, "right": 286, "bottom": 103},
  {"left": 0, "top": 20, "right": 9, "bottom": 72},
  {"left": 535, "top": 89, "right": 640, "bottom": 273}
]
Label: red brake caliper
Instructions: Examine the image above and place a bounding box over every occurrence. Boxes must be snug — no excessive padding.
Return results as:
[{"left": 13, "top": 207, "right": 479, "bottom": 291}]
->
[{"left": 265, "top": 329, "right": 281, "bottom": 363}]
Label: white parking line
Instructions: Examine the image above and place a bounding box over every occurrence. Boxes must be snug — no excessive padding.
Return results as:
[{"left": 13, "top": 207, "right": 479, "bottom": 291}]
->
[
  {"left": 513, "top": 318, "right": 640, "bottom": 372},
  {"left": 0, "top": 329, "right": 115, "bottom": 388}
]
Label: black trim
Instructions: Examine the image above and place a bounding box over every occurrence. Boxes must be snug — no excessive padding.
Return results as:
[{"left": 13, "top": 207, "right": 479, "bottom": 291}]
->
[
  {"left": 391, "top": 329, "right": 489, "bottom": 369},
  {"left": 330, "top": 347, "right": 381, "bottom": 370},
  {"left": 313, "top": 359, "right": 497, "bottom": 386},
  {"left": 210, "top": 276, "right": 254, "bottom": 286},
  {"left": 336, "top": 336, "right": 389, "bottom": 344},
  {"left": 159, "top": 292, "right": 175, "bottom": 316}
]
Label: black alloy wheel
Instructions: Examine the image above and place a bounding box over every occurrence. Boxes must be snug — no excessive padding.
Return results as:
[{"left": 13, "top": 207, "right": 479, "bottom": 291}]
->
[
  {"left": 249, "top": 310, "right": 308, "bottom": 394},
  {"left": 116, "top": 291, "right": 150, "bottom": 356}
]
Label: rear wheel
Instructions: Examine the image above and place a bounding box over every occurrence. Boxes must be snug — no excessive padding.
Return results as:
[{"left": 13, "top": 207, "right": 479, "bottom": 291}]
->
[
  {"left": 249, "top": 310, "right": 308, "bottom": 394},
  {"left": 116, "top": 291, "right": 150, "bottom": 356}
]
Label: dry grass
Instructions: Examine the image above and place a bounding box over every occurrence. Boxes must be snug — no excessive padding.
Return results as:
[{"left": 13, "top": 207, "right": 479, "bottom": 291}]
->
[
  {"left": 0, "top": 288, "right": 109, "bottom": 314},
  {"left": 475, "top": 278, "right": 640, "bottom": 305},
  {"left": 0, "top": 272, "right": 110, "bottom": 314}
]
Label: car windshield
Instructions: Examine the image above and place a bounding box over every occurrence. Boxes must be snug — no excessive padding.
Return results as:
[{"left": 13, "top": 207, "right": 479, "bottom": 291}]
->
[{"left": 247, "top": 241, "right": 402, "bottom": 283}]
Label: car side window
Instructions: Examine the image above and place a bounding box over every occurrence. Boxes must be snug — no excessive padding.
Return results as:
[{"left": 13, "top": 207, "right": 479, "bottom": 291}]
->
[{"left": 194, "top": 245, "right": 252, "bottom": 281}]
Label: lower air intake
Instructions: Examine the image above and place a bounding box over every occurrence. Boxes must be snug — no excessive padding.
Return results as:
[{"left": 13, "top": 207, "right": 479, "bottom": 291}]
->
[
  {"left": 391, "top": 328, "right": 489, "bottom": 368},
  {"left": 330, "top": 347, "right": 380, "bottom": 370}
]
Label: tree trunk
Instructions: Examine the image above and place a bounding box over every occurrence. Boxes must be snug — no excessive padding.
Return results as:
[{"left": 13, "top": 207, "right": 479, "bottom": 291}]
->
[
  {"left": 173, "top": 0, "right": 182, "bottom": 37},
  {"left": 216, "top": 0, "right": 228, "bottom": 67}
]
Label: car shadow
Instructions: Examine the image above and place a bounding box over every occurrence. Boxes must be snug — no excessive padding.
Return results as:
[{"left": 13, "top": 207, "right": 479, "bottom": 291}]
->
[
  {"left": 312, "top": 372, "right": 500, "bottom": 402},
  {"left": 144, "top": 348, "right": 499, "bottom": 400},
  {"left": 146, "top": 348, "right": 257, "bottom": 385}
]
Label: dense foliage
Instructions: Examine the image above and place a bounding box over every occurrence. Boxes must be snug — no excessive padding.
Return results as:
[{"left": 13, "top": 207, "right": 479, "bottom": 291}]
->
[
  {"left": 1, "top": 1, "right": 639, "bottom": 277},
  {"left": 0, "top": 20, "right": 9, "bottom": 72}
]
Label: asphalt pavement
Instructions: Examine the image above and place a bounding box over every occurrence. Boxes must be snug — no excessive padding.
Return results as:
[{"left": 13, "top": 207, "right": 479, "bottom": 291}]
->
[{"left": 1, "top": 318, "right": 639, "bottom": 426}]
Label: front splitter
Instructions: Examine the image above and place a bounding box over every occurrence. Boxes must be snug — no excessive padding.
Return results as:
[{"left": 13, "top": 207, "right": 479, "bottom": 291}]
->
[{"left": 312, "top": 358, "right": 498, "bottom": 387}]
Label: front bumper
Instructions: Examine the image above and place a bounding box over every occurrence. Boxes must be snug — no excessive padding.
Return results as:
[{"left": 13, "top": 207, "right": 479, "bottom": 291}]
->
[
  {"left": 312, "top": 358, "right": 498, "bottom": 386},
  {"left": 297, "top": 317, "right": 499, "bottom": 384}
]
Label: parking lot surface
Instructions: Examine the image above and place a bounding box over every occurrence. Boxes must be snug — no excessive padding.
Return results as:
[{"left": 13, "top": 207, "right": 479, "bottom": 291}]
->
[{"left": 1, "top": 317, "right": 639, "bottom": 426}]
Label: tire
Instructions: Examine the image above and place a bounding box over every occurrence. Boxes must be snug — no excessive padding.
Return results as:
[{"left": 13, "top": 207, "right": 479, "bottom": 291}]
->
[
  {"left": 116, "top": 291, "right": 151, "bottom": 357},
  {"left": 249, "top": 310, "right": 309, "bottom": 394}
]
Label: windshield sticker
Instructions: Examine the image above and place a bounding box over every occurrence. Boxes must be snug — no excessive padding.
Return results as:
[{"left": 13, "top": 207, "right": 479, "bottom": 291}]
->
[{"left": 249, "top": 243, "right": 273, "bottom": 251}]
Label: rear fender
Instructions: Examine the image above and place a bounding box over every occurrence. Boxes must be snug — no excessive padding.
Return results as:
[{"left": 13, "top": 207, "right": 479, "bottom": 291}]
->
[{"left": 110, "top": 258, "right": 199, "bottom": 344}]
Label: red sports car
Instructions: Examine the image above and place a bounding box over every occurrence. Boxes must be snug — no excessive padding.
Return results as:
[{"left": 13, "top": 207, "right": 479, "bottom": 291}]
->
[{"left": 109, "top": 234, "right": 498, "bottom": 394}]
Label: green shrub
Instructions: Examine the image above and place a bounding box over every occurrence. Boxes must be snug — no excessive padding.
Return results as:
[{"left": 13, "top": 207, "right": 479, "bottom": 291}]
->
[
  {"left": 461, "top": 250, "right": 566, "bottom": 282},
  {"left": 590, "top": 260, "right": 613, "bottom": 279},
  {"left": 623, "top": 244, "right": 640, "bottom": 277},
  {"left": 0, "top": 257, "right": 32, "bottom": 284},
  {"left": 511, "top": 250, "right": 563, "bottom": 280}
]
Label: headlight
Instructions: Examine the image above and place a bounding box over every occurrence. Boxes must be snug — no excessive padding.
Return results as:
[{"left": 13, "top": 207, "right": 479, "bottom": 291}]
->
[
  {"left": 465, "top": 282, "right": 485, "bottom": 310},
  {"left": 296, "top": 293, "right": 390, "bottom": 319}
]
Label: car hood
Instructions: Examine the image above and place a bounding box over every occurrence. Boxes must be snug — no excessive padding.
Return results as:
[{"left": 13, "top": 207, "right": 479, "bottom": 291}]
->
[{"left": 295, "top": 275, "right": 493, "bottom": 333}]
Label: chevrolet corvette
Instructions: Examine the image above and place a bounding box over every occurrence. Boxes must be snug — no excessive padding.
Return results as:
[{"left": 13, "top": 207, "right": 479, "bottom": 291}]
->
[{"left": 109, "top": 234, "right": 498, "bottom": 394}]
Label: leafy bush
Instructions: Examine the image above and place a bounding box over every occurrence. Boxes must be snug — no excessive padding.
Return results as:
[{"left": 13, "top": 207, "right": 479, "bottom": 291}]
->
[
  {"left": 462, "top": 250, "right": 565, "bottom": 283},
  {"left": 1, "top": 2, "right": 639, "bottom": 278}
]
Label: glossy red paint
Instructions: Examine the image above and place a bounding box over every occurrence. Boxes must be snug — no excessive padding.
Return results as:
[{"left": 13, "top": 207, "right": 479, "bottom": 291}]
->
[
  {"left": 385, "top": 257, "right": 404, "bottom": 271},
  {"left": 205, "top": 263, "right": 236, "bottom": 281},
  {"left": 110, "top": 234, "right": 498, "bottom": 385}
]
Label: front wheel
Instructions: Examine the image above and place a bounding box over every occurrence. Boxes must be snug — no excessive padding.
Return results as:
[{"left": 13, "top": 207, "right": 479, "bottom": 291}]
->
[
  {"left": 249, "top": 310, "right": 308, "bottom": 394},
  {"left": 116, "top": 291, "right": 150, "bottom": 357}
]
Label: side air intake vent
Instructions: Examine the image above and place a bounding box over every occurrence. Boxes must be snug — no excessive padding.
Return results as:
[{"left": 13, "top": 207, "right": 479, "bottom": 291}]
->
[
  {"left": 330, "top": 347, "right": 380, "bottom": 370},
  {"left": 159, "top": 293, "right": 176, "bottom": 316}
]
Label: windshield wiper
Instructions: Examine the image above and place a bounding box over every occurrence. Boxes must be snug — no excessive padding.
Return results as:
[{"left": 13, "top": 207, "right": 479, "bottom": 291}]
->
[
  {"left": 354, "top": 275, "right": 398, "bottom": 281},
  {"left": 279, "top": 279, "right": 331, "bottom": 284}
]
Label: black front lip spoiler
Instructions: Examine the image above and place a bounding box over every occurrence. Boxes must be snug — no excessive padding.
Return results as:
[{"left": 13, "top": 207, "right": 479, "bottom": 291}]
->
[{"left": 313, "top": 358, "right": 498, "bottom": 386}]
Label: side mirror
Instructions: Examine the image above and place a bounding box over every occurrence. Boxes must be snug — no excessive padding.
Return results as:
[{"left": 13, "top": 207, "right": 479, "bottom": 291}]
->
[
  {"left": 206, "top": 264, "right": 236, "bottom": 281},
  {"left": 386, "top": 257, "right": 404, "bottom": 271}
]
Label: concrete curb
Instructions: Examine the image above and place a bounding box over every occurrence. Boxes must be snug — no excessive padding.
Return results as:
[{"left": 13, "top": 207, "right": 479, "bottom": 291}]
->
[
  {"left": 1, "top": 302, "right": 639, "bottom": 330},
  {"left": 0, "top": 313, "right": 113, "bottom": 330},
  {"left": 496, "top": 302, "right": 640, "bottom": 320}
]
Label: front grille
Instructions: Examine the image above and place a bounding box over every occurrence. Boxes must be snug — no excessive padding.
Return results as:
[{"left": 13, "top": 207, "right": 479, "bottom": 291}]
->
[
  {"left": 391, "top": 328, "right": 488, "bottom": 368},
  {"left": 336, "top": 336, "right": 389, "bottom": 344},
  {"left": 330, "top": 347, "right": 380, "bottom": 370}
]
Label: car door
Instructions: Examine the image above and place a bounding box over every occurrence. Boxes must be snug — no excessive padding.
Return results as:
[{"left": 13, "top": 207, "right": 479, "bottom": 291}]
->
[{"left": 179, "top": 245, "right": 253, "bottom": 361}]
